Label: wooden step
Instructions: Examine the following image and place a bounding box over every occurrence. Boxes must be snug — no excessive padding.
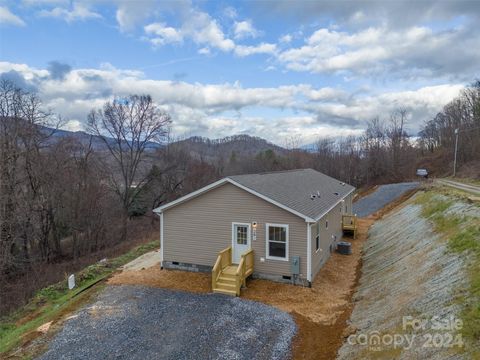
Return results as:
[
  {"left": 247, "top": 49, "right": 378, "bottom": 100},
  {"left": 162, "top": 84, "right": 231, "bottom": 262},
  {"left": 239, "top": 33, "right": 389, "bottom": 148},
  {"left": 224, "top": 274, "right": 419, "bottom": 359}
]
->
[
  {"left": 213, "top": 287, "right": 237, "bottom": 296},
  {"left": 216, "top": 280, "right": 236, "bottom": 289},
  {"left": 218, "top": 275, "right": 236, "bottom": 283},
  {"left": 222, "top": 265, "right": 238, "bottom": 276}
]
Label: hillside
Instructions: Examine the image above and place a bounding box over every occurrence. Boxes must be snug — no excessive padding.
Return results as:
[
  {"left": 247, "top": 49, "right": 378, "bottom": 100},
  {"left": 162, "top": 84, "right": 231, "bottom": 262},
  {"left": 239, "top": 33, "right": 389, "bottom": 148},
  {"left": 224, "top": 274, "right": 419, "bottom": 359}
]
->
[
  {"left": 42, "top": 126, "right": 164, "bottom": 151},
  {"left": 339, "top": 187, "right": 480, "bottom": 359},
  {"left": 167, "top": 134, "right": 288, "bottom": 161}
]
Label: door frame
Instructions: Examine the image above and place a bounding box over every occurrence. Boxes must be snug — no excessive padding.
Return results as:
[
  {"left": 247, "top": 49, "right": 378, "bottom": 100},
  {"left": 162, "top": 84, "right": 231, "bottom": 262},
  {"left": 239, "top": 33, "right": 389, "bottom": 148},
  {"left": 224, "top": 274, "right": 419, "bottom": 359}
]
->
[{"left": 231, "top": 222, "right": 252, "bottom": 264}]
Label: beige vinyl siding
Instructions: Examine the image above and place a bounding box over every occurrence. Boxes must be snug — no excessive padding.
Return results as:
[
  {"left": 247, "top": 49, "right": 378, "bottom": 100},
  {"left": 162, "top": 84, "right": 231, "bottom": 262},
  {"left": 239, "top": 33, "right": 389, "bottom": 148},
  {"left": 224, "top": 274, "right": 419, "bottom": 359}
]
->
[
  {"left": 310, "top": 193, "right": 353, "bottom": 279},
  {"left": 163, "top": 182, "right": 308, "bottom": 277}
]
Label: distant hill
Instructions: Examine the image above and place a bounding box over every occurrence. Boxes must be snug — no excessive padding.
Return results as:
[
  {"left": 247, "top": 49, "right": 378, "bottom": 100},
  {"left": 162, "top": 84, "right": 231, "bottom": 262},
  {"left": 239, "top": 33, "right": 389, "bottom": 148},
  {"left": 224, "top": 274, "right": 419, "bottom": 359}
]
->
[
  {"left": 40, "top": 126, "right": 288, "bottom": 159},
  {"left": 41, "top": 126, "right": 164, "bottom": 151},
  {"left": 169, "top": 135, "right": 287, "bottom": 161}
]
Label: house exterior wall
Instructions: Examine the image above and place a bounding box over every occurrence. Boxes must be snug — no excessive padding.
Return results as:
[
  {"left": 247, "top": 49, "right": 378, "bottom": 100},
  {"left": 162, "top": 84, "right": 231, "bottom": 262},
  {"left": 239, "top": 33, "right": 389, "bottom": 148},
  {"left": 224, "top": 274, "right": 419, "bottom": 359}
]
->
[
  {"left": 310, "top": 192, "right": 353, "bottom": 280},
  {"left": 162, "top": 182, "right": 308, "bottom": 280}
]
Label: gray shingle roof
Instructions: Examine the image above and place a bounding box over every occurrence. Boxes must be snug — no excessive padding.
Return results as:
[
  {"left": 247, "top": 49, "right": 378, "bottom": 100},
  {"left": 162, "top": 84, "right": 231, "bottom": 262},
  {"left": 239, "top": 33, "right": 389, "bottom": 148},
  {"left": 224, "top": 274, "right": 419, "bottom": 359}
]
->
[{"left": 228, "top": 168, "right": 355, "bottom": 221}]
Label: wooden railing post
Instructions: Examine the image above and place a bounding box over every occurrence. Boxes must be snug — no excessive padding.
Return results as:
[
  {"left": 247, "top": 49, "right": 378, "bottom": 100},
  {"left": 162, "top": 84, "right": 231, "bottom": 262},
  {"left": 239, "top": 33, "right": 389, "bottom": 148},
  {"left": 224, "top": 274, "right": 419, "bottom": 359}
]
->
[{"left": 212, "top": 246, "right": 232, "bottom": 291}]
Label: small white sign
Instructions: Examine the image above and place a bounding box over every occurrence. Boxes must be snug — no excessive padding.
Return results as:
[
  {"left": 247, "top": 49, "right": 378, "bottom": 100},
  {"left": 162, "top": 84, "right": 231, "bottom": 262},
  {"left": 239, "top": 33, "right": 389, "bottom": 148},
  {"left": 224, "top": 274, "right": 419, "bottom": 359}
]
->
[{"left": 68, "top": 274, "right": 75, "bottom": 290}]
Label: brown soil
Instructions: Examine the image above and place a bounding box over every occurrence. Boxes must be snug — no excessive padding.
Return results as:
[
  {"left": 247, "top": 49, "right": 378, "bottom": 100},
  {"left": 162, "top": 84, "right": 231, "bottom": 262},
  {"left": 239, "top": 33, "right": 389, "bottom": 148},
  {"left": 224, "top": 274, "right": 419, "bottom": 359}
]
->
[
  {"left": 106, "top": 189, "right": 419, "bottom": 360},
  {"left": 11, "top": 187, "right": 418, "bottom": 360},
  {"left": 289, "top": 219, "right": 370, "bottom": 360},
  {"left": 108, "top": 218, "right": 373, "bottom": 360},
  {"left": 108, "top": 267, "right": 211, "bottom": 293}
]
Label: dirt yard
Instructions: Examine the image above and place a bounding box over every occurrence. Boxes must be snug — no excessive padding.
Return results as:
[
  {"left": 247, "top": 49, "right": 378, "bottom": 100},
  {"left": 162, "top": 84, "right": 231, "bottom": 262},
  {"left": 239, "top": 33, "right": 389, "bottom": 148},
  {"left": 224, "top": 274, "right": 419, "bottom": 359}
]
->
[
  {"left": 109, "top": 189, "right": 417, "bottom": 360},
  {"left": 108, "top": 219, "right": 371, "bottom": 360}
]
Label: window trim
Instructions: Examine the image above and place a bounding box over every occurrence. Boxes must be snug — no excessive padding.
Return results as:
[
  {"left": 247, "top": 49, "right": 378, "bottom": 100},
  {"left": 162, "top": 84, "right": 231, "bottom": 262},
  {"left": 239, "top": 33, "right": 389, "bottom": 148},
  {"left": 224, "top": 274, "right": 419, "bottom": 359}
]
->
[
  {"left": 265, "top": 223, "right": 289, "bottom": 261},
  {"left": 325, "top": 220, "right": 329, "bottom": 229},
  {"left": 315, "top": 234, "right": 320, "bottom": 253}
]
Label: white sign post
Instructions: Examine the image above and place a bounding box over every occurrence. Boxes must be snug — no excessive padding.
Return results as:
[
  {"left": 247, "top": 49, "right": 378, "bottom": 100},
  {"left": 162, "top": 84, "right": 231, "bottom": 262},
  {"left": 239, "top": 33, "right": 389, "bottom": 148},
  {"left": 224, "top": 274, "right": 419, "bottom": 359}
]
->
[{"left": 68, "top": 274, "right": 75, "bottom": 290}]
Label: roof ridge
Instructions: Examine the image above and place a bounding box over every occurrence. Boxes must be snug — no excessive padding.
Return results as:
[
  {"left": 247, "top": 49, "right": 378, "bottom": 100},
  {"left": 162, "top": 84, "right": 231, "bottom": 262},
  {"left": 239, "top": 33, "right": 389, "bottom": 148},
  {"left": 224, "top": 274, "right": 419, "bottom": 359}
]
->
[{"left": 229, "top": 168, "right": 310, "bottom": 177}]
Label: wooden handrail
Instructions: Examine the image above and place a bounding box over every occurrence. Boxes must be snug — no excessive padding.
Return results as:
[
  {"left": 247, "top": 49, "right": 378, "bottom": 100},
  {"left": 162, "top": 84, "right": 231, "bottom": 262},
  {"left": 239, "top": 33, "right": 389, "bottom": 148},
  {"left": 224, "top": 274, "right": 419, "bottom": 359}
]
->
[
  {"left": 212, "top": 246, "right": 232, "bottom": 290},
  {"left": 342, "top": 214, "right": 357, "bottom": 239},
  {"left": 342, "top": 214, "right": 357, "bottom": 226},
  {"left": 234, "top": 249, "right": 254, "bottom": 293},
  {"left": 211, "top": 256, "right": 222, "bottom": 290},
  {"left": 212, "top": 247, "right": 254, "bottom": 296},
  {"left": 235, "top": 256, "right": 245, "bottom": 295}
]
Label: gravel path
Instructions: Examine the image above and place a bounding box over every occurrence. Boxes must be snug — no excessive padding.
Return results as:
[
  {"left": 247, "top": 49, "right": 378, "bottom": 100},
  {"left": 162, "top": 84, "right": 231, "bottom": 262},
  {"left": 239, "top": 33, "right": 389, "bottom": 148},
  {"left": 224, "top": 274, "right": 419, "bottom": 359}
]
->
[
  {"left": 38, "top": 285, "right": 296, "bottom": 360},
  {"left": 353, "top": 182, "right": 419, "bottom": 217},
  {"left": 437, "top": 179, "right": 480, "bottom": 195}
]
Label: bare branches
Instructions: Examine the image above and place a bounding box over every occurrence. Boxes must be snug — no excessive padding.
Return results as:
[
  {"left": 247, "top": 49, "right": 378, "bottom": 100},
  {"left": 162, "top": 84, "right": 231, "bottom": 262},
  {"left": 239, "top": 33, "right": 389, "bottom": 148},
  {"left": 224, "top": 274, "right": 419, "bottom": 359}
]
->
[
  {"left": 419, "top": 82, "right": 480, "bottom": 167},
  {"left": 87, "top": 95, "right": 171, "bottom": 240}
]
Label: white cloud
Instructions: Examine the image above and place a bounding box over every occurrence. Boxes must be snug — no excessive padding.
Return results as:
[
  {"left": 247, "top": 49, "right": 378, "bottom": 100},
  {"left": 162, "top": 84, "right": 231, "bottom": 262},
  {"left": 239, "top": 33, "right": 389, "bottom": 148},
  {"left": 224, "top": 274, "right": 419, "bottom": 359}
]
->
[
  {"left": 234, "top": 43, "right": 277, "bottom": 57},
  {"left": 142, "top": 7, "right": 273, "bottom": 57},
  {"left": 22, "top": 0, "right": 68, "bottom": 5},
  {"left": 279, "top": 34, "right": 292, "bottom": 43},
  {"left": 63, "top": 119, "right": 84, "bottom": 132},
  {"left": 277, "top": 25, "right": 480, "bottom": 80},
  {"left": 233, "top": 20, "right": 259, "bottom": 39},
  {"left": 38, "top": 3, "right": 102, "bottom": 23},
  {"left": 223, "top": 6, "right": 237, "bottom": 19},
  {"left": 185, "top": 10, "right": 235, "bottom": 51},
  {"left": 144, "top": 23, "right": 183, "bottom": 45},
  {"left": 0, "top": 6, "right": 26, "bottom": 26},
  {"left": 0, "top": 61, "right": 464, "bottom": 144},
  {"left": 114, "top": 0, "right": 158, "bottom": 31},
  {"left": 144, "top": 8, "right": 235, "bottom": 52}
]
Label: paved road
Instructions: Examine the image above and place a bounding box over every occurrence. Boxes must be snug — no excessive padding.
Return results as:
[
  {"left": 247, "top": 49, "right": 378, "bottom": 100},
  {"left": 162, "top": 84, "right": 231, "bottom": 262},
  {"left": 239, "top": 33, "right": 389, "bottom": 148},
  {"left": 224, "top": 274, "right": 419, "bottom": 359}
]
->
[
  {"left": 353, "top": 182, "right": 419, "bottom": 217},
  {"left": 38, "top": 285, "right": 296, "bottom": 360},
  {"left": 437, "top": 179, "right": 480, "bottom": 195}
]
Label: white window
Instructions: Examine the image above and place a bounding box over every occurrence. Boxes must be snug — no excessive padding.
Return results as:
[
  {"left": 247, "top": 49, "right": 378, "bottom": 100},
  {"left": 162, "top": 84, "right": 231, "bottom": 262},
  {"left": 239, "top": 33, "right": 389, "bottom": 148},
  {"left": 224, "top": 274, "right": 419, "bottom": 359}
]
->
[
  {"left": 236, "top": 225, "right": 248, "bottom": 245},
  {"left": 315, "top": 234, "right": 320, "bottom": 252},
  {"left": 266, "top": 223, "right": 289, "bottom": 261}
]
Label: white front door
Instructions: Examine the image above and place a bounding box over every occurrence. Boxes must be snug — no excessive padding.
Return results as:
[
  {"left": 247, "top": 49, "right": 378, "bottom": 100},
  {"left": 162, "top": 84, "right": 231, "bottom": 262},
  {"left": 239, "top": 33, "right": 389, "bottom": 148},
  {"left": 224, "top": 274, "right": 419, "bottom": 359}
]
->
[{"left": 232, "top": 223, "right": 251, "bottom": 264}]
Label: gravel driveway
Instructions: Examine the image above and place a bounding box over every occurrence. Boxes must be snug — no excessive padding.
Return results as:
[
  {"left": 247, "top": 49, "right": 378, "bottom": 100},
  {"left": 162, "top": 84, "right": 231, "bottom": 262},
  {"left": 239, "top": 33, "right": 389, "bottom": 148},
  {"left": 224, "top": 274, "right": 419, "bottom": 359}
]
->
[
  {"left": 38, "top": 285, "right": 296, "bottom": 360},
  {"left": 353, "top": 182, "right": 419, "bottom": 217}
]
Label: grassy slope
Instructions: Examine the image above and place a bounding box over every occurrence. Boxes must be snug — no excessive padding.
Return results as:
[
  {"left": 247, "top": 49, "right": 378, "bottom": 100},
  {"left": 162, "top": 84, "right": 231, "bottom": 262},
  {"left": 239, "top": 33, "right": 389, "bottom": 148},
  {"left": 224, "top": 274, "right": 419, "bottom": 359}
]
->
[
  {"left": 414, "top": 189, "right": 480, "bottom": 357},
  {"left": 0, "top": 240, "right": 158, "bottom": 356}
]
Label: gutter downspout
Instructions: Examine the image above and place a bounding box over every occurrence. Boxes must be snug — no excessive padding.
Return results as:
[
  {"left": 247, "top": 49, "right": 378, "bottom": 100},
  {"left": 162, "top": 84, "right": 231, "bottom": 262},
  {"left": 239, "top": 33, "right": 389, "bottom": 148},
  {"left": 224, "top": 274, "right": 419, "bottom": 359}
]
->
[
  {"left": 158, "top": 212, "right": 164, "bottom": 269},
  {"left": 306, "top": 222, "right": 312, "bottom": 287}
]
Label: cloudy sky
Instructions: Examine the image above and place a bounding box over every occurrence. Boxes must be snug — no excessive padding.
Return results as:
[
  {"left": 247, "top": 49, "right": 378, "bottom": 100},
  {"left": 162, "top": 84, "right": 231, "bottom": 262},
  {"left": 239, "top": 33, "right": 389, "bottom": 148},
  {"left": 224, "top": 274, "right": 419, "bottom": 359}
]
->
[{"left": 0, "top": 0, "right": 479, "bottom": 145}]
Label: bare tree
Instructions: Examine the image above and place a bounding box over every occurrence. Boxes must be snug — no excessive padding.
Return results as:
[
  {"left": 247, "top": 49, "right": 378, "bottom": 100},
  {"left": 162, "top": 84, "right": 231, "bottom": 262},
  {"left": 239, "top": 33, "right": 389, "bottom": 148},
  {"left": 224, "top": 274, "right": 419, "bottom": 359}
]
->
[{"left": 87, "top": 95, "right": 171, "bottom": 241}]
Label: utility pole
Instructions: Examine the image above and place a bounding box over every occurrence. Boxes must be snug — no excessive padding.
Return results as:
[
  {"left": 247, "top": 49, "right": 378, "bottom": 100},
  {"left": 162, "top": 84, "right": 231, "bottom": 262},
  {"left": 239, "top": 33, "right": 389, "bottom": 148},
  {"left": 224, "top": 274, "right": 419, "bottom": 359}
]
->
[{"left": 453, "top": 128, "right": 459, "bottom": 177}]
